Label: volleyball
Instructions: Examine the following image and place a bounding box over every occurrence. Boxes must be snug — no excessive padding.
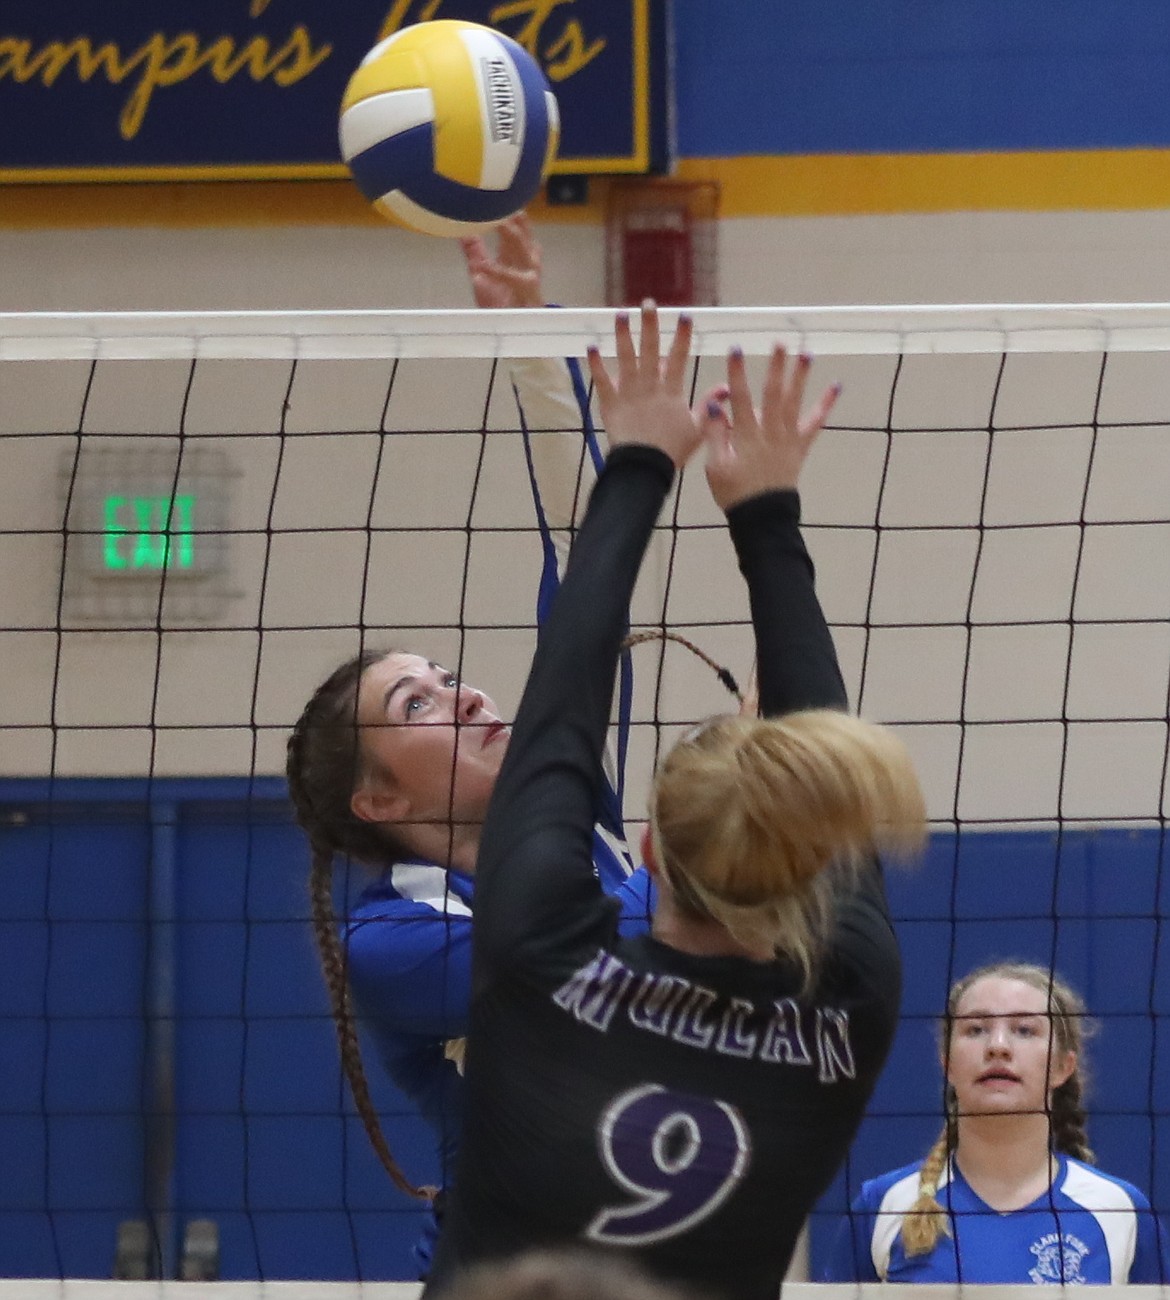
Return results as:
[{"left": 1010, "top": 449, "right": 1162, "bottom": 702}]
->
[{"left": 338, "top": 20, "right": 560, "bottom": 238}]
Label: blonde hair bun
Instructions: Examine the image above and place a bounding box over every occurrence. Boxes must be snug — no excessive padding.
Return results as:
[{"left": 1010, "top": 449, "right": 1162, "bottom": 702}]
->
[{"left": 651, "top": 709, "right": 926, "bottom": 979}]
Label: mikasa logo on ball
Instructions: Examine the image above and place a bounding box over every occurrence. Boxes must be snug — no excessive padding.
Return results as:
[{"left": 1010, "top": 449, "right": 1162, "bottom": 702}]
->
[{"left": 481, "top": 56, "right": 519, "bottom": 145}]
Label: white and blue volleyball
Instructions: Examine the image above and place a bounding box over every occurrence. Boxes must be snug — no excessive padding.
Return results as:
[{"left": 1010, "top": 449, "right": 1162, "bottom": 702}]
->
[{"left": 339, "top": 20, "right": 560, "bottom": 237}]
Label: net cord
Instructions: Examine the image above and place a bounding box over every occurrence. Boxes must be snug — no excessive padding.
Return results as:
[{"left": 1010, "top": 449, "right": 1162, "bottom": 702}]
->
[{"left": 9, "top": 304, "right": 1170, "bottom": 360}]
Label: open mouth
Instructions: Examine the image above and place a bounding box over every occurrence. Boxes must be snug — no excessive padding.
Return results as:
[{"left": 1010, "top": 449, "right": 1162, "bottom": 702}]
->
[{"left": 976, "top": 1070, "right": 1021, "bottom": 1085}]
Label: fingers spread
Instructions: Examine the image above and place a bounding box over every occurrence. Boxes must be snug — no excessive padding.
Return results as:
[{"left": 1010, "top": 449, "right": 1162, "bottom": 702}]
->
[
  {"left": 460, "top": 236, "right": 488, "bottom": 265},
  {"left": 703, "top": 399, "right": 732, "bottom": 444},
  {"left": 725, "top": 346, "right": 756, "bottom": 430},
  {"left": 503, "top": 211, "right": 533, "bottom": 240},
  {"left": 614, "top": 310, "right": 637, "bottom": 387},
  {"left": 693, "top": 383, "right": 729, "bottom": 422},
  {"left": 664, "top": 312, "right": 693, "bottom": 392},
  {"left": 801, "top": 382, "right": 843, "bottom": 442},
  {"left": 586, "top": 345, "right": 616, "bottom": 409},
  {"left": 703, "top": 411, "right": 736, "bottom": 484},
  {"left": 638, "top": 299, "right": 661, "bottom": 380},
  {"left": 496, "top": 216, "right": 534, "bottom": 268},
  {"left": 761, "top": 344, "right": 788, "bottom": 418},
  {"left": 785, "top": 352, "right": 813, "bottom": 427}
]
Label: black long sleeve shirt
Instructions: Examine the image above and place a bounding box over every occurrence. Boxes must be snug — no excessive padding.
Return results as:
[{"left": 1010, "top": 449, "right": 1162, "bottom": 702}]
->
[{"left": 426, "top": 446, "right": 900, "bottom": 1300}]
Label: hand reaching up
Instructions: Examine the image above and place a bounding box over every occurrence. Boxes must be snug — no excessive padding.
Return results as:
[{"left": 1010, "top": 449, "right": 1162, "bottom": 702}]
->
[
  {"left": 703, "top": 345, "right": 840, "bottom": 511},
  {"left": 460, "top": 213, "right": 544, "bottom": 309},
  {"left": 587, "top": 302, "right": 705, "bottom": 471}
]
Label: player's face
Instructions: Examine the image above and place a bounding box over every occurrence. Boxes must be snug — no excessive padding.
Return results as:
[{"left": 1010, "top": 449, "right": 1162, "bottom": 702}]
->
[
  {"left": 350, "top": 652, "right": 510, "bottom": 843},
  {"left": 945, "top": 976, "right": 1076, "bottom": 1119}
]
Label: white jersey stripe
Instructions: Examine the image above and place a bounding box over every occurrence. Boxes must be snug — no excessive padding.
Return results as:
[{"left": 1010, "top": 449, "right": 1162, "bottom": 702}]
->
[
  {"left": 390, "top": 862, "right": 473, "bottom": 918},
  {"left": 1061, "top": 1159, "right": 1139, "bottom": 1284},
  {"left": 872, "top": 1160, "right": 954, "bottom": 1279}
]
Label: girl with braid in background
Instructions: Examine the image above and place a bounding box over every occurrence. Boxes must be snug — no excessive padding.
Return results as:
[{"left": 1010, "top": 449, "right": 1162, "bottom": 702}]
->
[{"left": 824, "top": 962, "right": 1168, "bottom": 1284}]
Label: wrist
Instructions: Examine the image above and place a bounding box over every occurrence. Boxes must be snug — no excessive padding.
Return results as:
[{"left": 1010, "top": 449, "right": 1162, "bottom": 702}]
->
[
  {"left": 725, "top": 486, "right": 801, "bottom": 526},
  {"left": 605, "top": 443, "right": 676, "bottom": 484}
]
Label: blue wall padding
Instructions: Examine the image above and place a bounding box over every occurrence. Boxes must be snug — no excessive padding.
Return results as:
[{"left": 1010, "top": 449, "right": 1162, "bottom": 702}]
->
[
  {"left": 1, "top": 788, "right": 1166, "bottom": 1279},
  {"left": 673, "top": 1, "right": 1170, "bottom": 155}
]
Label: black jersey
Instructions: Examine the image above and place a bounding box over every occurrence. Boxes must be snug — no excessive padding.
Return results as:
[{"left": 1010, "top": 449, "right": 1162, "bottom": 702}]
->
[{"left": 426, "top": 447, "right": 901, "bottom": 1300}]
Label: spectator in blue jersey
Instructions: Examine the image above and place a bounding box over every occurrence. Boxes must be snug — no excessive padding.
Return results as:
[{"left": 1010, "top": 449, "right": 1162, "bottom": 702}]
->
[
  {"left": 284, "top": 218, "right": 724, "bottom": 1276},
  {"left": 823, "top": 961, "right": 1169, "bottom": 1284}
]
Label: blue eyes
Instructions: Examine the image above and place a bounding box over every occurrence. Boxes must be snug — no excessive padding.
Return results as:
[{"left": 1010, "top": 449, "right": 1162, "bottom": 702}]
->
[
  {"left": 960, "top": 1021, "right": 1041, "bottom": 1038},
  {"left": 402, "top": 675, "right": 460, "bottom": 719}
]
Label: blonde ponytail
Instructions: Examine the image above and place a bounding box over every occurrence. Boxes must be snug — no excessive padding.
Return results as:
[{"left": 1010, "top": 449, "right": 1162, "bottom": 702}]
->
[{"left": 651, "top": 709, "right": 926, "bottom": 984}]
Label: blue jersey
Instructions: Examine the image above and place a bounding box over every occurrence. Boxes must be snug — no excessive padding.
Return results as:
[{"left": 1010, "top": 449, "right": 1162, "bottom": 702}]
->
[
  {"left": 824, "top": 1154, "right": 1169, "bottom": 1284},
  {"left": 346, "top": 819, "right": 652, "bottom": 1275},
  {"left": 346, "top": 843, "right": 652, "bottom": 1174}
]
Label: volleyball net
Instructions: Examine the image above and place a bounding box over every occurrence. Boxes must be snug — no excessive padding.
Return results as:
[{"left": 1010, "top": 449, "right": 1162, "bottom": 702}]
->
[{"left": 0, "top": 305, "right": 1167, "bottom": 1284}]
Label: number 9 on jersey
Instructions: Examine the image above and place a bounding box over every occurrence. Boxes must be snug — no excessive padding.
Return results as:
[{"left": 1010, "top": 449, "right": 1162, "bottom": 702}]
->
[{"left": 587, "top": 1083, "right": 752, "bottom": 1246}]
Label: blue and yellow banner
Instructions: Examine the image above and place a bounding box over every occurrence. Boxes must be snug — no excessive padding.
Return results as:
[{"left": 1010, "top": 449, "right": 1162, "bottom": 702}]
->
[{"left": 0, "top": 0, "right": 666, "bottom": 182}]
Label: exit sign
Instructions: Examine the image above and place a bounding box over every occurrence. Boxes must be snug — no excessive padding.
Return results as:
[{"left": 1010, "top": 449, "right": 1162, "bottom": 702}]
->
[
  {"left": 60, "top": 442, "right": 232, "bottom": 623},
  {"left": 102, "top": 493, "right": 199, "bottom": 572}
]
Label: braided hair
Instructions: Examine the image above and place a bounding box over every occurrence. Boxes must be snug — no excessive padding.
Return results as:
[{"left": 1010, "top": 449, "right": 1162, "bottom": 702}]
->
[
  {"left": 286, "top": 649, "right": 431, "bottom": 1201},
  {"left": 900, "top": 962, "right": 1094, "bottom": 1258}
]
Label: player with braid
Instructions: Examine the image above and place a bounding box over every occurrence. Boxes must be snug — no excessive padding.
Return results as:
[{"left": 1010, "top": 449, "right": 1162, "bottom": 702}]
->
[
  {"left": 287, "top": 650, "right": 447, "bottom": 1202},
  {"left": 824, "top": 961, "right": 1169, "bottom": 1284},
  {"left": 285, "top": 219, "right": 725, "bottom": 1276}
]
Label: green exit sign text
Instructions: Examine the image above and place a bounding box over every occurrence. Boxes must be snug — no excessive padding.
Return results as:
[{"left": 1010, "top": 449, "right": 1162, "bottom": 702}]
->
[
  {"left": 103, "top": 494, "right": 197, "bottom": 571},
  {"left": 62, "top": 443, "right": 231, "bottom": 620}
]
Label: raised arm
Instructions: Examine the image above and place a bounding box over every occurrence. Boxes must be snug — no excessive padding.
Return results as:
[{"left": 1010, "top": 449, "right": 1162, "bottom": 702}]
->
[
  {"left": 702, "top": 351, "right": 911, "bottom": 987},
  {"left": 463, "top": 214, "right": 633, "bottom": 850},
  {"left": 462, "top": 213, "right": 597, "bottom": 563},
  {"left": 471, "top": 306, "right": 702, "bottom": 977},
  {"left": 703, "top": 346, "right": 845, "bottom": 718}
]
